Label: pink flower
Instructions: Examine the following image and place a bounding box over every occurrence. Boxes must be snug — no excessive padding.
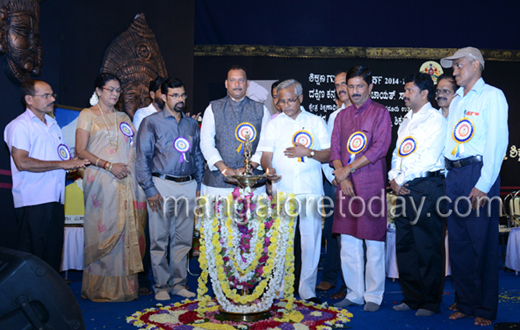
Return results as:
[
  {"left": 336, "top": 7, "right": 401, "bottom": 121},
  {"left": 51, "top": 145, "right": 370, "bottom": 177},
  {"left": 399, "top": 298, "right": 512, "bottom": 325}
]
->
[{"left": 232, "top": 188, "right": 241, "bottom": 199}]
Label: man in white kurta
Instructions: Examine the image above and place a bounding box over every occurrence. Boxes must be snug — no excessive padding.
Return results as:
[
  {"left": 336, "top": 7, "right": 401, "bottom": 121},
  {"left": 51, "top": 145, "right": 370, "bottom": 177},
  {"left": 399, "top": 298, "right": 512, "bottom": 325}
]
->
[{"left": 258, "top": 79, "right": 330, "bottom": 303}]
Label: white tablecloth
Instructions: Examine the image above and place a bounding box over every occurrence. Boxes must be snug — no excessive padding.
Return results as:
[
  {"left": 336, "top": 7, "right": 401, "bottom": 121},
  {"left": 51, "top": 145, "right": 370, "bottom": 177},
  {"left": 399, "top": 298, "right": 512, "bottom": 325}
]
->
[
  {"left": 505, "top": 227, "right": 520, "bottom": 272},
  {"left": 385, "top": 230, "right": 451, "bottom": 279},
  {"left": 60, "top": 226, "right": 84, "bottom": 271}
]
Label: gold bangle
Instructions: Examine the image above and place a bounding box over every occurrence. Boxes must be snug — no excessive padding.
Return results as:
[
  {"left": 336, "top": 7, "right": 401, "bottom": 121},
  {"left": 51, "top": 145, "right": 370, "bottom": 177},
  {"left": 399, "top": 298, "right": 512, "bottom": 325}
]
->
[{"left": 95, "top": 158, "right": 100, "bottom": 167}]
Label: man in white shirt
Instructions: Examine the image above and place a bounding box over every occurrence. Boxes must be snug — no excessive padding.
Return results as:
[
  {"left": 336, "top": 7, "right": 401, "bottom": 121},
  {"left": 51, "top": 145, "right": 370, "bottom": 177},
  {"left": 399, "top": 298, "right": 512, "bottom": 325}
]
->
[
  {"left": 200, "top": 65, "right": 270, "bottom": 197},
  {"left": 3, "top": 79, "right": 89, "bottom": 272},
  {"left": 258, "top": 79, "right": 330, "bottom": 304},
  {"left": 441, "top": 46, "right": 508, "bottom": 326},
  {"left": 317, "top": 71, "right": 352, "bottom": 298},
  {"left": 389, "top": 73, "right": 446, "bottom": 317},
  {"left": 133, "top": 76, "right": 166, "bottom": 132}
]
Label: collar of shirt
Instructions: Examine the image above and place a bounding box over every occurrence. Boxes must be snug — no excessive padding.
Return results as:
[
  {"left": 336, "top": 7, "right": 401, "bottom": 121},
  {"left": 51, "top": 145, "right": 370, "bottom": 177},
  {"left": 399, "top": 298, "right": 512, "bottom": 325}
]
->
[
  {"left": 160, "top": 108, "right": 187, "bottom": 121},
  {"left": 406, "top": 102, "right": 433, "bottom": 120},
  {"left": 350, "top": 98, "right": 373, "bottom": 114},
  {"left": 456, "top": 77, "right": 485, "bottom": 99},
  {"left": 25, "top": 108, "right": 57, "bottom": 128},
  {"left": 144, "top": 102, "right": 157, "bottom": 112},
  {"left": 229, "top": 95, "right": 247, "bottom": 103},
  {"left": 277, "top": 106, "right": 309, "bottom": 122}
]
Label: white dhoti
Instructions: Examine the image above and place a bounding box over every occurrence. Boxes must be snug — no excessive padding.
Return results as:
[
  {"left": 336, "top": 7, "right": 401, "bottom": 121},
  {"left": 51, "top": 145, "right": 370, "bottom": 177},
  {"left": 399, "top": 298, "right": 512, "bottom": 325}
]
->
[{"left": 340, "top": 234, "right": 385, "bottom": 305}]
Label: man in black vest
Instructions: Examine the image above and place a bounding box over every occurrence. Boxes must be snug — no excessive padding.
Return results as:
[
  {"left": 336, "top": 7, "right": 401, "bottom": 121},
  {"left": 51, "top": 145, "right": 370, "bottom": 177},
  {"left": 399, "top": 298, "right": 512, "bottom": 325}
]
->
[{"left": 200, "top": 65, "right": 271, "bottom": 196}]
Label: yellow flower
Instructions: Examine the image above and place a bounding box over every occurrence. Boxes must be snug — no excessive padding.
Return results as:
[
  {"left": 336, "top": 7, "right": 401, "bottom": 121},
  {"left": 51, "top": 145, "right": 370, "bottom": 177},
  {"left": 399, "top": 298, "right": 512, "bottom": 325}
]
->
[{"left": 196, "top": 322, "right": 237, "bottom": 330}]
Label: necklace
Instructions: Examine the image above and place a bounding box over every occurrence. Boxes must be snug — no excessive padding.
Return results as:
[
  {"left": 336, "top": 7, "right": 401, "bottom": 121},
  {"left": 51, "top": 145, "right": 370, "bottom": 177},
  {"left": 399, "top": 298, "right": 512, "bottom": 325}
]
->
[{"left": 97, "top": 104, "right": 118, "bottom": 149}]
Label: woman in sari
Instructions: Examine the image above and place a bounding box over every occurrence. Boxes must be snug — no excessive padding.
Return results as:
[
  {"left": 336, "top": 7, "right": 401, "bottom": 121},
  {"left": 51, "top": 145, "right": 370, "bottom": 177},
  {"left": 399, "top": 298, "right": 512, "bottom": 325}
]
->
[{"left": 76, "top": 73, "right": 147, "bottom": 302}]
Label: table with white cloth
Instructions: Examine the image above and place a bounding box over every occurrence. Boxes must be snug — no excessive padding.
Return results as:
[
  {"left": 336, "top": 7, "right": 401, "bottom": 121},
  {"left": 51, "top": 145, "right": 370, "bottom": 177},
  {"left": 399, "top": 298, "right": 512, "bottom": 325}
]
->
[
  {"left": 60, "top": 226, "right": 84, "bottom": 272},
  {"left": 385, "top": 229, "right": 451, "bottom": 279},
  {"left": 505, "top": 227, "right": 520, "bottom": 273}
]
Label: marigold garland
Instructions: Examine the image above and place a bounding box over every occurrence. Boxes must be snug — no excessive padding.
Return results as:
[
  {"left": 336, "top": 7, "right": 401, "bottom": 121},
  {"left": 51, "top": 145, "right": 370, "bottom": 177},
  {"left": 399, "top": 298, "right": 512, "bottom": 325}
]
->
[{"left": 196, "top": 188, "right": 297, "bottom": 314}]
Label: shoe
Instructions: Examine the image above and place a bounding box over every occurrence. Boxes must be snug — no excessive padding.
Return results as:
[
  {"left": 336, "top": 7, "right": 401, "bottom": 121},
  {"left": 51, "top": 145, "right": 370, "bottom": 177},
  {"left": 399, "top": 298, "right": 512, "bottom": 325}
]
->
[
  {"left": 316, "top": 281, "right": 335, "bottom": 291},
  {"left": 306, "top": 297, "right": 322, "bottom": 305},
  {"left": 138, "top": 287, "right": 153, "bottom": 295},
  {"left": 415, "top": 309, "right": 435, "bottom": 317},
  {"left": 155, "top": 291, "right": 171, "bottom": 301},
  {"left": 393, "top": 303, "right": 411, "bottom": 311},
  {"left": 176, "top": 288, "right": 196, "bottom": 298},
  {"left": 334, "top": 298, "right": 358, "bottom": 308},
  {"left": 364, "top": 302, "right": 380, "bottom": 312}
]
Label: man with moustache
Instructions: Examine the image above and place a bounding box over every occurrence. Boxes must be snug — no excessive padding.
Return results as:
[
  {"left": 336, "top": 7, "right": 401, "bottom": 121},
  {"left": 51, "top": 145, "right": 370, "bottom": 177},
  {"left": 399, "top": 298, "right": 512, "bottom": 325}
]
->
[
  {"left": 4, "top": 79, "right": 89, "bottom": 273},
  {"left": 259, "top": 79, "right": 330, "bottom": 304},
  {"left": 435, "top": 74, "right": 458, "bottom": 119},
  {"left": 331, "top": 66, "right": 392, "bottom": 312},
  {"left": 136, "top": 77, "right": 204, "bottom": 301},
  {"left": 271, "top": 80, "right": 282, "bottom": 118},
  {"left": 200, "top": 65, "right": 271, "bottom": 197},
  {"left": 316, "top": 71, "right": 353, "bottom": 297},
  {"left": 440, "top": 47, "right": 508, "bottom": 326},
  {"left": 133, "top": 76, "right": 167, "bottom": 132},
  {"left": 435, "top": 73, "right": 459, "bottom": 311},
  {"left": 389, "top": 73, "right": 446, "bottom": 317}
]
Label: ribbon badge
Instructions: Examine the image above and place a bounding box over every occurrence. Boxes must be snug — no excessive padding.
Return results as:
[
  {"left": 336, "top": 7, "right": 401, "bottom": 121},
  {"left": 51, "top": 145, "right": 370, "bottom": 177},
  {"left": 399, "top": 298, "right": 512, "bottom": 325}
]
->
[
  {"left": 57, "top": 144, "right": 71, "bottom": 161},
  {"left": 120, "top": 122, "right": 135, "bottom": 145},
  {"left": 451, "top": 118, "right": 474, "bottom": 157},
  {"left": 292, "top": 130, "right": 314, "bottom": 162},
  {"left": 398, "top": 137, "right": 417, "bottom": 158},
  {"left": 235, "top": 122, "right": 257, "bottom": 153},
  {"left": 347, "top": 131, "right": 367, "bottom": 164},
  {"left": 174, "top": 137, "right": 191, "bottom": 163}
]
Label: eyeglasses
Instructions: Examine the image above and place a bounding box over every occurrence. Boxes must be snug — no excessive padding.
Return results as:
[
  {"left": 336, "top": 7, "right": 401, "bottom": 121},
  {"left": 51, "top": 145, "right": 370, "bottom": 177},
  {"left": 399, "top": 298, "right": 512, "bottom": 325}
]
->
[
  {"left": 167, "top": 93, "right": 188, "bottom": 99},
  {"left": 435, "top": 89, "right": 453, "bottom": 95},
  {"left": 102, "top": 87, "right": 123, "bottom": 94},
  {"left": 31, "top": 93, "right": 57, "bottom": 99},
  {"left": 276, "top": 95, "right": 301, "bottom": 106}
]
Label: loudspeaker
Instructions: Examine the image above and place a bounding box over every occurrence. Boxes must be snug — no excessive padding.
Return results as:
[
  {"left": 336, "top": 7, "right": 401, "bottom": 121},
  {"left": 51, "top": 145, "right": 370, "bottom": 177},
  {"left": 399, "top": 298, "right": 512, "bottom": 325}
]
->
[{"left": 0, "top": 247, "right": 84, "bottom": 330}]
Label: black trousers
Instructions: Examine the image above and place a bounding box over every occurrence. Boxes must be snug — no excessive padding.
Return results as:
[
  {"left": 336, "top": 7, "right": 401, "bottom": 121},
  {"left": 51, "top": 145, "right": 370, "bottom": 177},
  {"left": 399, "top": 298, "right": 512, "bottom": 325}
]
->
[
  {"left": 15, "top": 202, "right": 65, "bottom": 273},
  {"left": 446, "top": 162, "right": 499, "bottom": 320},
  {"left": 395, "top": 176, "right": 445, "bottom": 313}
]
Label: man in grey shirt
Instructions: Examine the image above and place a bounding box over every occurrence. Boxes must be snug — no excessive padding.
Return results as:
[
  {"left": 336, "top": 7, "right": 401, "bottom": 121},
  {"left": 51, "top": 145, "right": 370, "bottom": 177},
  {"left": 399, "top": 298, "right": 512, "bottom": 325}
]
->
[{"left": 136, "top": 77, "right": 204, "bottom": 301}]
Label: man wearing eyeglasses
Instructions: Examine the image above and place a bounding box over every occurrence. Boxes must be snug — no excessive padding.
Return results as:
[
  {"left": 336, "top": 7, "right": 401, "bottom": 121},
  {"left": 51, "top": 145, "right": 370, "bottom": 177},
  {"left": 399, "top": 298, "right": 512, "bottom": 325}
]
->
[
  {"left": 3, "top": 79, "right": 89, "bottom": 273},
  {"left": 440, "top": 47, "right": 508, "bottom": 326},
  {"left": 200, "top": 65, "right": 271, "bottom": 197},
  {"left": 435, "top": 74, "right": 458, "bottom": 119},
  {"left": 258, "top": 79, "right": 331, "bottom": 305},
  {"left": 135, "top": 77, "right": 204, "bottom": 301}
]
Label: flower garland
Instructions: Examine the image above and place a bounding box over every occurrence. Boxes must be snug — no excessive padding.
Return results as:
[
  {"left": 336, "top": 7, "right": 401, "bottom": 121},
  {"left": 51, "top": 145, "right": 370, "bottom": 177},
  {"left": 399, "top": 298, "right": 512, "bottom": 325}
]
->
[
  {"left": 197, "top": 188, "right": 297, "bottom": 314},
  {"left": 127, "top": 299, "right": 353, "bottom": 330}
]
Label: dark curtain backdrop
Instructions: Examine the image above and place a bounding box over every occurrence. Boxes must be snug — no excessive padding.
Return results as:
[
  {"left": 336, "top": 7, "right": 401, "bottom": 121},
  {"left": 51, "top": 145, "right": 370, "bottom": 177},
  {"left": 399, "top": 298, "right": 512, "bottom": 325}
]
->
[{"left": 195, "top": 0, "right": 520, "bottom": 49}]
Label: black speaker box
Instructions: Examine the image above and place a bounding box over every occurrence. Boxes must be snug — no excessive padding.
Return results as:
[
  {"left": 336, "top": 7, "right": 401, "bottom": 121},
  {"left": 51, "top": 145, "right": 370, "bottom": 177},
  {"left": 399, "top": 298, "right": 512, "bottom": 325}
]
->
[{"left": 0, "top": 247, "right": 84, "bottom": 330}]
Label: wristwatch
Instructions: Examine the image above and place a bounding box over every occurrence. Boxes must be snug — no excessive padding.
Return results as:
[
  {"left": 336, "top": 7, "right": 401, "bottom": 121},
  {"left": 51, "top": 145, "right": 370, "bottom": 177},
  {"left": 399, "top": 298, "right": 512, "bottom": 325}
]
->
[
  {"left": 309, "top": 150, "right": 315, "bottom": 158},
  {"left": 348, "top": 165, "right": 356, "bottom": 173}
]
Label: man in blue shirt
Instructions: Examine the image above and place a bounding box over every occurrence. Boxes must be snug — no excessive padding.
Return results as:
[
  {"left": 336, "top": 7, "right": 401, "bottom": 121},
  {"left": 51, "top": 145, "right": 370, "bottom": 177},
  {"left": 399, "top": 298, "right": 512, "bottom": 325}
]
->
[{"left": 440, "top": 47, "right": 508, "bottom": 326}]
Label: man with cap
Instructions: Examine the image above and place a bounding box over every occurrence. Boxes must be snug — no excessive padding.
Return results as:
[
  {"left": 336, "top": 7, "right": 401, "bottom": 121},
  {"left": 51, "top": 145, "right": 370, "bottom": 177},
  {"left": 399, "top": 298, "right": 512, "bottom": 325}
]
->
[{"left": 440, "top": 47, "right": 508, "bottom": 326}]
